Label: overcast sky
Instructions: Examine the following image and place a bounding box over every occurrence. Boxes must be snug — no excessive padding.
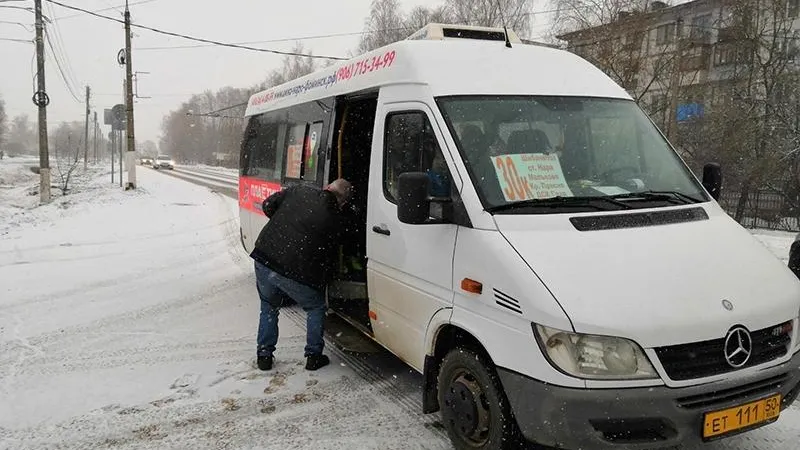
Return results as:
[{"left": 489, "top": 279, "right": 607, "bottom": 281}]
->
[{"left": 2, "top": 0, "right": 554, "bottom": 144}]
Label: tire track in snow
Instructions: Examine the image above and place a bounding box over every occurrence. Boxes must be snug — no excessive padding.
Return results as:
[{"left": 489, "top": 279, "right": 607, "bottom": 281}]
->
[
  {"left": 2, "top": 370, "right": 450, "bottom": 450},
  {"left": 166, "top": 167, "right": 450, "bottom": 443},
  {"left": 0, "top": 314, "right": 46, "bottom": 396},
  {"left": 0, "top": 243, "right": 237, "bottom": 316},
  {"left": 154, "top": 168, "right": 238, "bottom": 197},
  {"left": 175, "top": 166, "right": 239, "bottom": 183},
  {"left": 0, "top": 272, "right": 248, "bottom": 366},
  {"left": 0, "top": 216, "right": 237, "bottom": 258}
]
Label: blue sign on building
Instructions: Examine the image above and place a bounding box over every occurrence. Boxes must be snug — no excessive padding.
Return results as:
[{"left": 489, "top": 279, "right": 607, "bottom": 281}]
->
[{"left": 677, "top": 103, "right": 705, "bottom": 122}]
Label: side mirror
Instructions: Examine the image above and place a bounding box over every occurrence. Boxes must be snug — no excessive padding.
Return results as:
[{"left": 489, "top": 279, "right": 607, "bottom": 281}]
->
[
  {"left": 702, "top": 162, "right": 723, "bottom": 201},
  {"left": 397, "top": 172, "right": 431, "bottom": 224},
  {"left": 789, "top": 236, "right": 800, "bottom": 281}
]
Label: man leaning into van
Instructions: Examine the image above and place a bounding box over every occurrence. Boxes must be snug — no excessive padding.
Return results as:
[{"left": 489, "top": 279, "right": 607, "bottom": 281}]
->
[{"left": 249, "top": 179, "right": 354, "bottom": 372}]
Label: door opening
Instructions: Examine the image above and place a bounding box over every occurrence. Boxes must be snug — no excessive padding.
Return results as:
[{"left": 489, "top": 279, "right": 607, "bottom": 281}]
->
[{"left": 327, "top": 94, "right": 378, "bottom": 333}]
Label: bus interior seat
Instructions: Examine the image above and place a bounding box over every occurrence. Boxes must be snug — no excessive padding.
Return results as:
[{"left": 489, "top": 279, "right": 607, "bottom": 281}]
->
[{"left": 507, "top": 129, "right": 552, "bottom": 155}]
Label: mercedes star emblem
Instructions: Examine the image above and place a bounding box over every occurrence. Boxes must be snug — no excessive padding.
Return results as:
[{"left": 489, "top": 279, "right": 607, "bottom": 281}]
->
[
  {"left": 724, "top": 326, "right": 752, "bottom": 368},
  {"left": 722, "top": 299, "right": 734, "bottom": 311}
]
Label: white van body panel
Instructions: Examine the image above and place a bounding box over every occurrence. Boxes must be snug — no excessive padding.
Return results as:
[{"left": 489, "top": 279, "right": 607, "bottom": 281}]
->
[
  {"left": 366, "top": 98, "right": 462, "bottom": 372},
  {"left": 239, "top": 208, "right": 255, "bottom": 254},
  {"left": 493, "top": 204, "right": 800, "bottom": 352},
  {"left": 449, "top": 226, "right": 586, "bottom": 387}
]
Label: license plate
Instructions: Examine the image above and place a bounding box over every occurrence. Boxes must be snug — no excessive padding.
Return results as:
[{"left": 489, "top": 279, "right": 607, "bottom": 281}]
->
[{"left": 703, "top": 394, "right": 781, "bottom": 439}]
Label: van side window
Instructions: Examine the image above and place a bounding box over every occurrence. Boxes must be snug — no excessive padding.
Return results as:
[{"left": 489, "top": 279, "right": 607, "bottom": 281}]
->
[
  {"left": 284, "top": 122, "right": 307, "bottom": 179},
  {"left": 304, "top": 121, "right": 323, "bottom": 182},
  {"left": 384, "top": 111, "right": 451, "bottom": 203},
  {"left": 282, "top": 120, "right": 324, "bottom": 181},
  {"left": 241, "top": 114, "right": 284, "bottom": 181}
]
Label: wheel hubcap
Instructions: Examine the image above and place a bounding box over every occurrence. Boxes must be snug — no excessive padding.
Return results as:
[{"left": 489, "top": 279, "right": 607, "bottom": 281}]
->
[{"left": 444, "top": 371, "right": 490, "bottom": 445}]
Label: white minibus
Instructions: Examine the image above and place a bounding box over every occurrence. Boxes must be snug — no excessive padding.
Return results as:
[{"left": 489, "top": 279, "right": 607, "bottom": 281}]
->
[{"left": 238, "top": 23, "right": 800, "bottom": 450}]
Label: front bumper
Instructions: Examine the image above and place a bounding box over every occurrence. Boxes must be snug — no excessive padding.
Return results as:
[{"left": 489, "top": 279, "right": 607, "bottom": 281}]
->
[{"left": 498, "top": 350, "right": 800, "bottom": 449}]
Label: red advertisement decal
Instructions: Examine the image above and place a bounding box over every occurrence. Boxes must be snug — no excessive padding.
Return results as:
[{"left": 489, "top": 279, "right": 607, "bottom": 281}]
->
[{"left": 239, "top": 176, "right": 283, "bottom": 215}]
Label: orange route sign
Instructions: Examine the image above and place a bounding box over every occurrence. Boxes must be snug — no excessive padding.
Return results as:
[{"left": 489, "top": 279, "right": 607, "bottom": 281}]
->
[{"left": 491, "top": 153, "right": 573, "bottom": 201}]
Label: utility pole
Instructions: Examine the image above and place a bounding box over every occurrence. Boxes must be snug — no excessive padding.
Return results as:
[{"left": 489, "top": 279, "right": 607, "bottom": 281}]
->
[
  {"left": 124, "top": 0, "right": 137, "bottom": 190},
  {"left": 118, "top": 130, "right": 123, "bottom": 187},
  {"left": 121, "top": 80, "right": 125, "bottom": 187},
  {"left": 93, "top": 111, "right": 98, "bottom": 163},
  {"left": 34, "top": 0, "right": 50, "bottom": 204},
  {"left": 83, "top": 85, "right": 90, "bottom": 170},
  {"left": 111, "top": 131, "right": 115, "bottom": 184}
]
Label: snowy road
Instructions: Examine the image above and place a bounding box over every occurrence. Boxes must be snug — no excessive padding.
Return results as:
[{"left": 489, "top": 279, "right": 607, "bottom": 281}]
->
[{"left": 1, "top": 159, "right": 799, "bottom": 449}]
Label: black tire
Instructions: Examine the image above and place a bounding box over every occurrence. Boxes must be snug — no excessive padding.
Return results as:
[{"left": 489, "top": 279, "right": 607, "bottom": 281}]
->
[{"left": 438, "top": 348, "right": 518, "bottom": 450}]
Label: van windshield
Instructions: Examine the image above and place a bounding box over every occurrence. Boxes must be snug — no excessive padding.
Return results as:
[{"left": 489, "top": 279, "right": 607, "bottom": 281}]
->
[{"left": 437, "top": 96, "right": 708, "bottom": 213}]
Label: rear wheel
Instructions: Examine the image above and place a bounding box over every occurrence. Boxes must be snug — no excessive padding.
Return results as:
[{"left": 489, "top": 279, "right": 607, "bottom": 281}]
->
[{"left": 438, "top": 348, "right": 518, "bottom": 450}]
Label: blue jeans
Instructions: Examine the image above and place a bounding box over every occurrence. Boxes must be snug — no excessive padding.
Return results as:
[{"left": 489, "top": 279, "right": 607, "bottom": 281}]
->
[{"left": 254, "top": 261, "right": 326, "bottom": 358}]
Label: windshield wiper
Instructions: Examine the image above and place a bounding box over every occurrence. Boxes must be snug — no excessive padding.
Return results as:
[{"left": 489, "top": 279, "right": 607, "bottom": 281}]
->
[
  {"left": 486, "top": 196, "right": 633, "bottom": 213},
  {"left": 610, "top": 191, "right": 705, "bottom": 205}
]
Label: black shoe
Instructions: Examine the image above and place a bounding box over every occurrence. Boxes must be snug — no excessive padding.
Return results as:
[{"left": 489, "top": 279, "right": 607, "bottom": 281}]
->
[
  {"left": 305, "top": 354, "right": 330, "bottom": 371},
  {"left": 257, "top": 355, "right": 274, "bottom": 371}
]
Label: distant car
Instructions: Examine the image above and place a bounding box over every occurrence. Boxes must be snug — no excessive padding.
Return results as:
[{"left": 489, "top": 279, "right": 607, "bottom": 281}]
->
[
  {"left": 140, "top": 157, "right": 154, "bottom": 166},
  {"left": 153, "top": 155, "right": 175, "bottom": 170}
]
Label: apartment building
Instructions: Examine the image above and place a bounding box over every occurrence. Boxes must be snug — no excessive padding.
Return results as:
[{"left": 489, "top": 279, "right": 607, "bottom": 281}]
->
[{"left": 558, "top": 0, "right": 800, "bottom": 133}]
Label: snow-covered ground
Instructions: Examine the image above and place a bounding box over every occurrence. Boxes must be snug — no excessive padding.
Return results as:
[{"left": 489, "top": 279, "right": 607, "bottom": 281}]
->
[
  {"left": 1, "top": 157, "right": 799, "bottom": 450},
  {"left": 0, "top": 160, "right": 448, "bottom": 450},
  {"left": 750, "top": 228, "right": 797, "bottom": 264}
]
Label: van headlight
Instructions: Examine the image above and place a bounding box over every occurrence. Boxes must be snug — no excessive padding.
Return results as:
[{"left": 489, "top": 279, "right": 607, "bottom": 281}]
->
[
  {"left": 795, "top": 317, "right": 800, "bottom": 354},
  {"left": 533, "top": 324, "right": 658, "bottom": 380}
]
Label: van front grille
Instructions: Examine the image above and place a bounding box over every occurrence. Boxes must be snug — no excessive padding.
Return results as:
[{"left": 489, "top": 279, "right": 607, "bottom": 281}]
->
[
  {"left": 675, "top": 374, "right": 790, "bottom": 410},
  {"left": 654, "top": 322, "right": 792, "bottom": 381}
]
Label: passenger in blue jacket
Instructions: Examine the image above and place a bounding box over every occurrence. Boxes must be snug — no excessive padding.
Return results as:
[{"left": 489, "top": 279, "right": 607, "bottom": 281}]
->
[{"left": 250, "top": 178, "right": 354, "bottom": 371}]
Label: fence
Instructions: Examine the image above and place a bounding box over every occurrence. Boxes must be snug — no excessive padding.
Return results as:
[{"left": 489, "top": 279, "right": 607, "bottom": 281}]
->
[{"left": 719, "top": 188, "right": 800, "bottom": 232}]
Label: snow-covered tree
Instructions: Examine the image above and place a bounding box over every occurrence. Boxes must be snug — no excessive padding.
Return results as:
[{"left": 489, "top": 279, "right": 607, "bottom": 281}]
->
[
  {"left": 444, "top": 0, "right": 533, "bottom": 36},
  {"left": 358, "top": 0, "right": 412, "bottom": 53}
]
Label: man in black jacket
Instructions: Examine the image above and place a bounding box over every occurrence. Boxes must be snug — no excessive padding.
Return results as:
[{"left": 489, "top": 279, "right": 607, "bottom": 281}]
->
[{"left": 250, "top": 178, "right": 353, "bottom": 371}]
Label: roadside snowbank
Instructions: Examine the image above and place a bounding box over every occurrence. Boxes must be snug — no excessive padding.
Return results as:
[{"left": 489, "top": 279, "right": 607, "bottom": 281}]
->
[
  {"left": 751, "top": 228, "right": 797, "bottom": 263},
  {"left": 0, "top": 156, "right": 112, "bottom": 237}
]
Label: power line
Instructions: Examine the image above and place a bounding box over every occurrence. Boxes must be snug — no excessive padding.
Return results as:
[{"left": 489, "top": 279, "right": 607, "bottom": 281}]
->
[
  {"left": 43, "top": 0, "right": 348, "bottom": 60},
  {"left": 45, "top": 2, "right": 82, "bottom": 92},
  {"left": 0, "top": 20, "right": 33, "bottom": 32},
  {"left": 44, "top": 27, "right": 82, "bottom": 103},
  {"left": 134, "top": 13, "right": 569, "bottom": 52},
  {"left": 0, "top": 36, "right": 32, "bottom": 43},
  {"left": 201, "top": 102, "right": 248, "bottom": 116},
  {"left": 137, "top": 29, "right": 410, "bottom": 51},
  {"left": 93, "top": 92, "right": 194, "bottom": 97},
  {"left": 30, "top": 44, "right": 37, "bottom": 92},
  {"left": 54, "top": 0, "right": 159, "bottom": 21}
]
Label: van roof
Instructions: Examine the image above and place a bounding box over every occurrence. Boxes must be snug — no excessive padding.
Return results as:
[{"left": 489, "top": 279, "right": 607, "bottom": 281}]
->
[
  {"left": 244, "top": 38, "right": 630, "bottom": 117},
  {"left": 405, "top": 23, "right": 523, "bottom": 43}
]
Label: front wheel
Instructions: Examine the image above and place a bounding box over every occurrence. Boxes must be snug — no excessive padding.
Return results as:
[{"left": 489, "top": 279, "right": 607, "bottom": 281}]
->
[{"left": 438, "top": 348, "right": 518, "bottom": 450}]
